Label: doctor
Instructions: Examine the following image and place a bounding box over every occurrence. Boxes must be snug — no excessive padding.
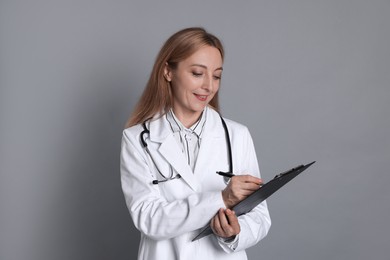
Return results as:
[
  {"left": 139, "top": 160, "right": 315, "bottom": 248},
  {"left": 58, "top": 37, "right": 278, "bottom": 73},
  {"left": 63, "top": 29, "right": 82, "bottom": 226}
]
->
[{"left": 121, "top": 27, "right": 271, "bottom": 260}]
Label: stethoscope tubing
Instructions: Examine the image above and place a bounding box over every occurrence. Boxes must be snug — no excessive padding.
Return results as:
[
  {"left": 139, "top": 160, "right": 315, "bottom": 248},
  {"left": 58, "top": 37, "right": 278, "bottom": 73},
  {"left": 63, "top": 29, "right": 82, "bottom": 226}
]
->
[
  {"left": 141, "top": 122, "right": 178, "bottom": 183},
  {"left": 140, "top": 114, "right": 232, "bottom": 185}
]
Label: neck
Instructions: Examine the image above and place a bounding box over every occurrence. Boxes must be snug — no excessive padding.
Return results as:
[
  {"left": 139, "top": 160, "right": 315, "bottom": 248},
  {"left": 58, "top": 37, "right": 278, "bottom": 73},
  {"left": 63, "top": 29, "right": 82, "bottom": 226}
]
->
[{"left": 171, "top": 109, "right": 203, "bottom": 129}]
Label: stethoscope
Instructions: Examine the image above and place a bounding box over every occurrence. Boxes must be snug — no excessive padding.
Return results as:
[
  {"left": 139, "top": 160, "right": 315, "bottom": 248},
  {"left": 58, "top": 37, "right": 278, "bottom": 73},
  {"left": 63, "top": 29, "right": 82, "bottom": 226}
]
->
[{"left": 140, "top": 114, "right": 233, "bottom": 185}]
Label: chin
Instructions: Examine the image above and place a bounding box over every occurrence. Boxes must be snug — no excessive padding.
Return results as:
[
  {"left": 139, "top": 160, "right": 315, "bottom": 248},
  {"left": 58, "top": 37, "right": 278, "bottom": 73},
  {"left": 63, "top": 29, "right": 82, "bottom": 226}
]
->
[{"left": 194, "top": 104, "right": 208, "bottom": 112}]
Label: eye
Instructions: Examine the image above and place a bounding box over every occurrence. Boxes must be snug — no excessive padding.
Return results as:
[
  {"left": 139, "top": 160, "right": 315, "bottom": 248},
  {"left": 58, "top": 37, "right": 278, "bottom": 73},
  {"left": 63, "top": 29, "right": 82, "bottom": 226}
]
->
[
  {"left": 213, "top": 75, "right": 222, "bottom": 80},
  {"left": 192, "top": 71, "right": 203, "bottom": 77}
]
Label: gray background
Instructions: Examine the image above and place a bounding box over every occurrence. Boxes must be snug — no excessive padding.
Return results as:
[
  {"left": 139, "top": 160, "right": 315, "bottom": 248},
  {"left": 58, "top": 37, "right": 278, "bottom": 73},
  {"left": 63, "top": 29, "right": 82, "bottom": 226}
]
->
[{"left": 1, "top": 1, "right": 389, "bottom": 259}]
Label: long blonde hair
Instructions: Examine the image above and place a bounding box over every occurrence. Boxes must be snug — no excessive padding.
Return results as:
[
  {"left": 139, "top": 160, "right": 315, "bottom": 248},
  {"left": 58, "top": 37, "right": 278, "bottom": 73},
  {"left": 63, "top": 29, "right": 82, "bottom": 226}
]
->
[{"left": 125, "top": 27, "right": 224, "bottom": 128}]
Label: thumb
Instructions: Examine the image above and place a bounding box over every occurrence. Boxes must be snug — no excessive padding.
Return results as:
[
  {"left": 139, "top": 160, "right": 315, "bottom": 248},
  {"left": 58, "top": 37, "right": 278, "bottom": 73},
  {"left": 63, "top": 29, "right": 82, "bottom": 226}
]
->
[{"left": 225, "top": 209, "right": 238, "bottom": 224}]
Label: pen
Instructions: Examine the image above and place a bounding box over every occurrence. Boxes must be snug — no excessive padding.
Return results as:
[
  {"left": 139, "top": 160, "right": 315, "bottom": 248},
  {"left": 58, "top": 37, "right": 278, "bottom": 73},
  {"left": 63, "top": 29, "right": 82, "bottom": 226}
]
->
[
  {"left": 216, "top": 171, "right": 235, "bottom": 178},
  {"left": 216, "top": 171, "right": 263, "bottom": 187}
]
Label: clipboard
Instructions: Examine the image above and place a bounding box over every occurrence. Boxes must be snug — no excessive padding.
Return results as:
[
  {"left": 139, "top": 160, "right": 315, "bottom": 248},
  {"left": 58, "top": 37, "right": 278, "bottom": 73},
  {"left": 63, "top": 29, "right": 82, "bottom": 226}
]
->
[{"left": 192, "top": 161, "right": 316, "bottom": 241}]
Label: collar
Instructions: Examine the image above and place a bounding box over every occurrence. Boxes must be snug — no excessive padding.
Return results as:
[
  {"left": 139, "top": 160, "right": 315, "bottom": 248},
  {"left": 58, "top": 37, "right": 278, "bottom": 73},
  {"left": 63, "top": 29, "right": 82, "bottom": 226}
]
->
[
  {"left": 148, "top": 106, "right": 222, "bottom": 143},
  {"left": 165, "top": 108, "right": 207, "bottom": 137}
]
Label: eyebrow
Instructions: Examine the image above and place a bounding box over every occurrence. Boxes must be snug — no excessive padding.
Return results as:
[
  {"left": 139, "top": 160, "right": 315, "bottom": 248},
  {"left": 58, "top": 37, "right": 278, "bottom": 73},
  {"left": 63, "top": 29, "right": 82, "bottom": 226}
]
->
[{"left": 190, "top": 64, "right": 223, "bottom": 71}]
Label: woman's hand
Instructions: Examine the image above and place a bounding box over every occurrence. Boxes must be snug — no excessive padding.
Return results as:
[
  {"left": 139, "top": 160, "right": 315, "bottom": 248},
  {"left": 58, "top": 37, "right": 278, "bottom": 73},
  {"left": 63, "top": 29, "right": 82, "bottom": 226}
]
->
[
  {"left": 222, "top": 175, "right": 262, "bottom": 208},
  {"left": 211, "top": 208, "right": 240, "bottom": 238}
]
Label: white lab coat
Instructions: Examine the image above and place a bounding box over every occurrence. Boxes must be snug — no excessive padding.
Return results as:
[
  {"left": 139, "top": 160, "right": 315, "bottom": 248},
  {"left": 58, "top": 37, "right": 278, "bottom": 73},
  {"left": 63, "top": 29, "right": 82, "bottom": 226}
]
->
[{"left": 120, "top": 107, "right": 271, "bottom": 260}]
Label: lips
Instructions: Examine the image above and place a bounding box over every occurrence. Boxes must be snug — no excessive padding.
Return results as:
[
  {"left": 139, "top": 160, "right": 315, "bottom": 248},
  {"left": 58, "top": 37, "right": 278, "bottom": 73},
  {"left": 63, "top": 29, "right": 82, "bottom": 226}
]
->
[{"left": 194, "top": 94, "right": 208, "bottom": 101}]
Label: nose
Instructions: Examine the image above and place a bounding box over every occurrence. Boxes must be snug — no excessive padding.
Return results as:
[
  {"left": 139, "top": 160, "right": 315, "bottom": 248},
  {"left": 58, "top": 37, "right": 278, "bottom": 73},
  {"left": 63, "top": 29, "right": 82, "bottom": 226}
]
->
[{"left": 201, "top": 74, "right": 214, "bottom": 92}]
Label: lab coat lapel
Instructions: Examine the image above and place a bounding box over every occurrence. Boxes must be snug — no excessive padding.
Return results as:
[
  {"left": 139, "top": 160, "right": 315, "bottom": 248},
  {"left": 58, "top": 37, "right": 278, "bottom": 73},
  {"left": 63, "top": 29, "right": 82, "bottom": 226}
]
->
[
  {"left": 193, "top": 109, "right": 225, "bottom": 179},
  {"left": 193, "top": 134, "right": 219, "bottom": 178},
  {"left": 158, "top": 136, "right": 199, "bottom": 191},
  {"left": 149, "top": 115, "right": 199, "bottom": 191}
]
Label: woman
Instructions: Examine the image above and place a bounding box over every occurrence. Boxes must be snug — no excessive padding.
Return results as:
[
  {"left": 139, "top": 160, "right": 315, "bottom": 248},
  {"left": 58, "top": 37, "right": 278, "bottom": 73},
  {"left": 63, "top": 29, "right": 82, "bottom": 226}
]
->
[{"left": 121, "top": 27, "right": 271, "bottom": 260}]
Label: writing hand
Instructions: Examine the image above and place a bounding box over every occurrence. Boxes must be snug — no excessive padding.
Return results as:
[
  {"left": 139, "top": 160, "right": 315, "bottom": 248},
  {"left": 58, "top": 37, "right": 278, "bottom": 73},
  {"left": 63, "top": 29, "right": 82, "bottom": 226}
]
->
[{"left": 222, "top": 174, "right": 262, "bottom": 208}]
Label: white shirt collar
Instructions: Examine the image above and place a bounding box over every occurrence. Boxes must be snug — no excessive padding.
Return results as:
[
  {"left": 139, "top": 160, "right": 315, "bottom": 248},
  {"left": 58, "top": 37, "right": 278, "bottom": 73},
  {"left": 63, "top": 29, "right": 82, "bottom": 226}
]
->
[{"left": 165, "top": 107, "right": 208, "bottom": 137}]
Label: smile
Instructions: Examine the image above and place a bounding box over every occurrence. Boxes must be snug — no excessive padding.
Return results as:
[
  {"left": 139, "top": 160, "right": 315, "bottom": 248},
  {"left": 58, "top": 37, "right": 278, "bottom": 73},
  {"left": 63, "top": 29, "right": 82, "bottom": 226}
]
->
[{"left": 194, "top": 94, "right": 208, "bottom": 101}]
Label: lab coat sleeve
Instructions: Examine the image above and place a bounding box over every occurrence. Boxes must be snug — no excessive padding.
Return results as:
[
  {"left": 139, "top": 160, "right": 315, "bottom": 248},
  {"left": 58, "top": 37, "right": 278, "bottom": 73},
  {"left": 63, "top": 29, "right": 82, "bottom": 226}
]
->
[
  {"left": 120, "top": 130, "right": 226, "bottom": 241},
  {"left": 216, "top": 127, "right": 271, "bottom": 252}
]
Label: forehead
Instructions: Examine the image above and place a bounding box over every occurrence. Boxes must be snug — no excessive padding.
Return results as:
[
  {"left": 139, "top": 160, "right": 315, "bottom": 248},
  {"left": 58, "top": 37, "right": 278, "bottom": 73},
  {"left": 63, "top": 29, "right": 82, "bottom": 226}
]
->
[{"left": 179, "top": 46, "right": 223, "bottom": 68}]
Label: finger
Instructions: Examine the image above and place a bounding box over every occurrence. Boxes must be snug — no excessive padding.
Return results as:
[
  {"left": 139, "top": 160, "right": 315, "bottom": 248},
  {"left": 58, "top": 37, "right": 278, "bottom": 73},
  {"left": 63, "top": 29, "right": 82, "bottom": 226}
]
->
[
  {"left": 225, "top": 209, "right": 239, "bottom": 228},
  {"left": 230, "top": 179, "right": 261, "bottom": 190},
  {"left": 219, "top": 209, "right": 235, "bottom": 236},
  {"left": 212, "top": 209, "right": 223, "bottom": 235},
  {"left": 210, "top": 214, "right": 217, "bottom": 234},
  {"left": 232, "top": 175, "right": 262, "bottom": 186},
  {"left": 239, "top": 175, "right": 262, "bottom": 183},
  {"left": 225, "top": 209, "right": 240, "bottom": 235},
  {"left": 237, "top": 185, "right": 262, "bottom": 196},
  {"left": 241, "top": 182, "right": 263, "bottom": 191},
  {"left": 243, "top": 176, "right": 262, "bottom": 185},
  {"left": 218, "top": 208, "right": 229, "bottom": 226},
  {"left": 237, "top": 189, "right": 256, "bottom": 197}
]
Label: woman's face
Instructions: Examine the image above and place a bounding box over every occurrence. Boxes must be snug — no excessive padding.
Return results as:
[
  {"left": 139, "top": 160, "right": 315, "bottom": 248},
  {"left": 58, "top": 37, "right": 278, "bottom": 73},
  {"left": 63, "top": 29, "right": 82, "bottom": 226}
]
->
[{"left": 165, "top": 46, "right": 223, "bottom": 125}]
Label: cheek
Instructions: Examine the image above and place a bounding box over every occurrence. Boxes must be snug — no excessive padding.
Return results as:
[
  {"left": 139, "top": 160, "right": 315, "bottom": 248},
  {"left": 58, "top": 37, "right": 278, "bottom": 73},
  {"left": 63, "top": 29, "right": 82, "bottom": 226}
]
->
[
  {"left": 172, "top": 77, "right": 195, "bottom": 93},
  {"left": 171, "top": 84, "right": 189, "bottom": 104},
  {"left": 213, "top": 83, "right": 220, "bottom": 94}
]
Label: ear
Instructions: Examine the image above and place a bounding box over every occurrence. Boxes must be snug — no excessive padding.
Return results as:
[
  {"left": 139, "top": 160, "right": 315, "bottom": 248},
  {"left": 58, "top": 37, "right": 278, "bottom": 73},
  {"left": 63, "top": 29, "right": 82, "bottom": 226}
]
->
[{"left": 164, "top": 62, "right": 172, "bottom": 82}]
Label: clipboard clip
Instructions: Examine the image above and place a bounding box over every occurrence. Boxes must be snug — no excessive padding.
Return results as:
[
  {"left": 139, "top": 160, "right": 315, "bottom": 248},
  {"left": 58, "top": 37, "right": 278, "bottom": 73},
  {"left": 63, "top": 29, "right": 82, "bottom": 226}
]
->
[{"left": 273, "top": 161, "right": 315, "bottom": 180}]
